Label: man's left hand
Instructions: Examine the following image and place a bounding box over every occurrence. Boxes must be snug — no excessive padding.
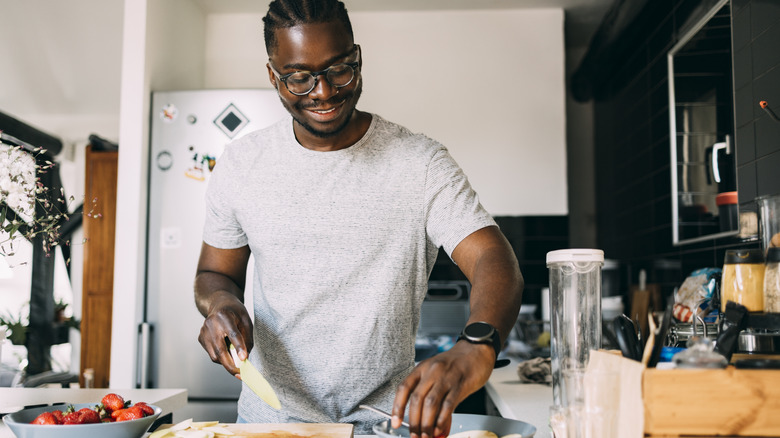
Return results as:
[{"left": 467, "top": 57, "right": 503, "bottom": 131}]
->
[{"left": 391, "top": 340, "right": 496, "bottom": 438}]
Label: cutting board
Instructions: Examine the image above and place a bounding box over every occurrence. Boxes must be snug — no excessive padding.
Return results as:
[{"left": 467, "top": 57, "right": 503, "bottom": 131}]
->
[{"left": 154, "top": 423, "right": 355, "bottom": 438}]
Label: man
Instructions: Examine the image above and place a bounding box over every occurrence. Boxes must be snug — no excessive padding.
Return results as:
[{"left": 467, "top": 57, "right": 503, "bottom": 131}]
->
[{"left": 194, "top": 0, "right": 523, "bottom": 436}]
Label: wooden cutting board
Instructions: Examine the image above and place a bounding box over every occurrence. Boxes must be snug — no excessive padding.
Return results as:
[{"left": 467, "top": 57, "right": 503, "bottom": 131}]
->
[{"left": 154, "top": 423, "right": 355, "bottom": 438}]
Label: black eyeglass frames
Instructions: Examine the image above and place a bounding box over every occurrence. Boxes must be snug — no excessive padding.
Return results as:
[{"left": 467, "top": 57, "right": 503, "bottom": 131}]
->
[{"left": 269, "top": 46, "right": 361, "bottom": 96}]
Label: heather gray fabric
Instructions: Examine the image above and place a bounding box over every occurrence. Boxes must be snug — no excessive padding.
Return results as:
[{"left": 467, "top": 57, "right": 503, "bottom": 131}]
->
[{"left": 203, "top": 113, "right": 496, "bottom": 433}]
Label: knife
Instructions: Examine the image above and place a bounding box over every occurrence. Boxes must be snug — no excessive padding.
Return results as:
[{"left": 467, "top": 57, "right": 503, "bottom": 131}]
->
[{"left": 230, "top": 345, "right": 282, "bottom": 410}]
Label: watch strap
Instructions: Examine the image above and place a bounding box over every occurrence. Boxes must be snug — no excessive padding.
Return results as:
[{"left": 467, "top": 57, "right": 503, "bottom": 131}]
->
[{"left": 458, "top": 322, "right": 505, "bottom": 368}]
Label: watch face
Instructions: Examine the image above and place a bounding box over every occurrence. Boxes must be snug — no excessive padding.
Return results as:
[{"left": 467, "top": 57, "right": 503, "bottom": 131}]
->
[{"left": 466, "top": 322, "right": 493, "bottom": 339}]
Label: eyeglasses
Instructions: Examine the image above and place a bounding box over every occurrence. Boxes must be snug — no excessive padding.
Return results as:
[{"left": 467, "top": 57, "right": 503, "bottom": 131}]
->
[{"left": 269, "top": 46, "right": 360, "bottom": 96}]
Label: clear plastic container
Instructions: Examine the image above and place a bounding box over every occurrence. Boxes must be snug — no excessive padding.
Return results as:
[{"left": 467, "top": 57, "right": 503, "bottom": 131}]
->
[
  {"left": 547, "top": 249, "right": 604, "bottom": 407},
  {"left": 758, "top": 194, "right": 780, "bottom": 254},
  {"left": 764, "top": 248, "right": 780, "bottom": 313},
  {"left": 721, "top": 249, "right": 765, "bottom": 312}
]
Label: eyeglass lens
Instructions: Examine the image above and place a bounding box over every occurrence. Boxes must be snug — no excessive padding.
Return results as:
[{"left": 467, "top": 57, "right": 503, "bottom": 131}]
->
[{"left": 285, "top": 64, "right": 356, "bottom": 95}]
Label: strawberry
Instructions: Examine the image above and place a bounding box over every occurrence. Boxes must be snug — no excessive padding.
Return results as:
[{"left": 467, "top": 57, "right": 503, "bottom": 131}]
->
[
  {"left": 133, "top": 402, "right": 154, "bottom": 416},
  {"left": 101, "top": 393, "right": 127, "bottom": 412},
  {"left": 115, "top": 405, "right": 145, "bottom": 422},
  {"left": 77, "top": 408, "right": 101, "bottom": 424},
  {"left": 62, "top": 411, "right": 82, "bottom": 424},
  {"left": 30, "top": 412, "right": 59, "bottom": 425},
  {"left": 62, "top": 408, "right": 101, "bottom": 425},
  {"left": 51, "top": 410, "right": 64, "bottom": 423}
]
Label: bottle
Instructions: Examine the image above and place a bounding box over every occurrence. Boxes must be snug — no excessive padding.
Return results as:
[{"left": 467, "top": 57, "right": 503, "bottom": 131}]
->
[
  {"left": 721, "top": 249, "right": 765, "bottom": 312},
  {"left": 83, "top": 368, "right": 95, "bottom": 389},
  {"left": 764, "top": 248, "right": 780, "bottom": 313}
]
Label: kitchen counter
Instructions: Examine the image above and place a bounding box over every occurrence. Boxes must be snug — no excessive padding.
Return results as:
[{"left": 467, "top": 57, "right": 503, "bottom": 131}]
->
[
  {"left": 0, "top": 365, "right": 548, "bottom": 438},
  {"left": 484, "top": 357, "right": 552, "bottom": 438},
  {"left": 0, "top": 387, "right": 187, "bottom": 438}
]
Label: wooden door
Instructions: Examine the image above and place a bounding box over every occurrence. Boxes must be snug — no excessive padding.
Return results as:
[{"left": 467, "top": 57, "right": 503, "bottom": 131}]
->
[{"left": 80, "top": 144, "right": 118, "bottom": 388}]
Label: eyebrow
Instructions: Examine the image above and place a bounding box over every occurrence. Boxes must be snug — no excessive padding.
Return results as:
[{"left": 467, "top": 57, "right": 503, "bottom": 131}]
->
[{"left": 281, "top": 47, "right": 355, "bottom": 71}]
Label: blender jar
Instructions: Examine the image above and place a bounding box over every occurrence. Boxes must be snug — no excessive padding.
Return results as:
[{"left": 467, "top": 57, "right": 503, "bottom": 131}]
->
[{"left": 547, "top": 248, "right": 604, "bottom": 407}]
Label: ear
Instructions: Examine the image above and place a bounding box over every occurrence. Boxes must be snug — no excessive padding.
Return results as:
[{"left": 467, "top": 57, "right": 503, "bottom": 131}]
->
[{"left": 266, "top": 63, "right": 278, "bottom": 90}]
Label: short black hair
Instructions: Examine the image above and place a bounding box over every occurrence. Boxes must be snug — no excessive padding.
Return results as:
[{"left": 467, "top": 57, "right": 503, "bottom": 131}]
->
[{"left": 263, "top": 0, "right": 354, "bottom": 55}]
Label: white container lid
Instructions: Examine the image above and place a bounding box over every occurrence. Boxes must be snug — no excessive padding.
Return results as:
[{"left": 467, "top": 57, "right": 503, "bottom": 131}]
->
[{"left": 546, "top": 248, "right": 604, "bottom": 265}]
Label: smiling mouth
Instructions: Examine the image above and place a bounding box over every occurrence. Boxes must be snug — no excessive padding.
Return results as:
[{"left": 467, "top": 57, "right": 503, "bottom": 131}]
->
[{"left": 310, "top": 107, "right": 337, "bottom": 114}]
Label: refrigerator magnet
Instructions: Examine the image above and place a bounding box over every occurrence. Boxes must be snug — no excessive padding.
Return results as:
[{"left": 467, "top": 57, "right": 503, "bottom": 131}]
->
[
  {"left": 160, "top": 103, "right": 178, "bottom": 122},
  {"left": 157, "top": 151, "right": 173, "bottom": 171}
]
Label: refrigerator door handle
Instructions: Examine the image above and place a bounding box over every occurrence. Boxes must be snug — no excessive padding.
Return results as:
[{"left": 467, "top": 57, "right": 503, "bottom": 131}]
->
[{"left": 138, "top": 322, "right": 152, "bottom": 388}]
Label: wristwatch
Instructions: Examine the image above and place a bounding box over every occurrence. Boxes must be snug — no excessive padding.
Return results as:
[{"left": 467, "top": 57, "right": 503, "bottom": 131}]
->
[{"left": 458, "top": 322, "right": 508, "bottom": 368}]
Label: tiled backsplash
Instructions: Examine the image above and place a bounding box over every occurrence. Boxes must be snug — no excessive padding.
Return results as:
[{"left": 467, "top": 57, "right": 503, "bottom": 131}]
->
[
  {"left": 429, "top": 216, "right": 569, "bottom": 315},
  {"left": 589, "top": 0, "right": 780, "bottom": 299}
]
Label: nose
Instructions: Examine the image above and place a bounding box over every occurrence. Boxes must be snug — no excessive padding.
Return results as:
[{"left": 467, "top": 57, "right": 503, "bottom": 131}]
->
[{"left": 307, "top": 74, "right": 339, "bottom": 100}]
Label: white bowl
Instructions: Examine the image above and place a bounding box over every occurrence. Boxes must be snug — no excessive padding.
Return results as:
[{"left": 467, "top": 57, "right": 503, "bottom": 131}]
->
[
  {"left": 2, "top": 402, "right": 161, "bottom": 438},
  {"left": 373, "top": 413, "right": 536, "bottom": 438}
]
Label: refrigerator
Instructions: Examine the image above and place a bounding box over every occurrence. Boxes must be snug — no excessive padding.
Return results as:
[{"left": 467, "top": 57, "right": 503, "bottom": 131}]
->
[{"left": 144, "top": 89, "right": 288, "bottom": 421}]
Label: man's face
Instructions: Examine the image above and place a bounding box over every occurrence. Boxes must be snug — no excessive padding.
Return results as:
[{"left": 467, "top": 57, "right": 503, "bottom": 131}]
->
[{"left": 267, "top": 22, "right": 362, "bottom": 140}]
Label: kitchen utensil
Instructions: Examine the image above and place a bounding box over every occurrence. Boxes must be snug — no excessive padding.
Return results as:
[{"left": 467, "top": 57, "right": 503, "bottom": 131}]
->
[
  {"left": 647, "top": 300, "right": 673, "bottom": 367},
  {"left": 358, "top": 404, "right": 410, "bottom": 429},
  {"left": 546, "top": 249, "right": 604, "bottom": 407},
  {"left": 230, "top": 345, "right": 281, "bottom": 410},
  {"left": 613, "top": 315, "right": 640, "bottom": 361},
  {"left": 713, "top": 301, "right": 749, "bottom": 361},
  {"left": 372, "top": 413, "right": 536, "bottom": 438},
  {"left": 2, "top": 403, "right": 161, "bottom": 438}
]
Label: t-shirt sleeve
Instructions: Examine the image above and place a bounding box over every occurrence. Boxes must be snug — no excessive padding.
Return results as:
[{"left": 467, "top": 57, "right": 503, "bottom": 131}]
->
[
  {"left": 424, "top": 147, "right": 497, "bottom": 256},
  {"left": 202, "top": 146, "right": 249, "bottom": 249}
]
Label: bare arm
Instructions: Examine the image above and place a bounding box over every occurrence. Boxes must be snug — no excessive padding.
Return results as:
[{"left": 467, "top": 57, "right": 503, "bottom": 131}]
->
[
  {"left": 392, "top": 226, "right": 523, "bottom": 438},
  {"left": 195, "top": 242, "right": 253, "bottom": 376}
]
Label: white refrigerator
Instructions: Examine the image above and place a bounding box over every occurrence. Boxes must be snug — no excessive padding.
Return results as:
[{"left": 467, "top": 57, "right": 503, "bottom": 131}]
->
[{"left": 144, "top": 89, "right": 287, "bottom": 421}]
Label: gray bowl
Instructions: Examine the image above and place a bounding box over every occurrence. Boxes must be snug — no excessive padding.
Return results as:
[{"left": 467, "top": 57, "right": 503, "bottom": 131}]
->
[
  {"left": 2, "top": 402, "right": 161, "bottom": 438},
  {"left": 373, "top": 413, "right": 536, "bottom": 438}
]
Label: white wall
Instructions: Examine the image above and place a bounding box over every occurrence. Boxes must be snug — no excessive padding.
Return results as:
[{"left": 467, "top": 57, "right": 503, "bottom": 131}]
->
[
  {"left": 0, "top": 0, "right": 123, "bottom": 376},
  {"left": 111, "top": 0, "right": 207, "bottom": 388},
  {"left": 201, "top": 9, "right": 568, "bottom": 216},
  {"left": 353, "top": 9, "right": 567, "bottom": 216}
]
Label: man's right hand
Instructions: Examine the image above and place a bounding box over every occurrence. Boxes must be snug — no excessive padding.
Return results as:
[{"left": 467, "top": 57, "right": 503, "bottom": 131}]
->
[
  {"left": 197, "top": 290, "right": 254, "bottom": 376},
  {"left": 194, "top": 242, "right": 252, "bottom": 377}
]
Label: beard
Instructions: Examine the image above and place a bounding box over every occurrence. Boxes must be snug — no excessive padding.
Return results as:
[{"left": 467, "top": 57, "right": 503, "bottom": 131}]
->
[{"left": 281, "top": 77, "right": 363, "bottom": 139}]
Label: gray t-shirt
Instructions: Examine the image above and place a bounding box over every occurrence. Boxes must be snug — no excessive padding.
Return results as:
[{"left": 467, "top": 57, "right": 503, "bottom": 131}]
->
[{"left": 203, "top": 113, "right": 495, "bottom": 432}]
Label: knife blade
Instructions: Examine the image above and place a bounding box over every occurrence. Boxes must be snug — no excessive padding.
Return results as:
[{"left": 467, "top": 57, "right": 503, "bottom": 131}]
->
[{"left": 230, "top": 345, "right": 282, "bottom": 410}]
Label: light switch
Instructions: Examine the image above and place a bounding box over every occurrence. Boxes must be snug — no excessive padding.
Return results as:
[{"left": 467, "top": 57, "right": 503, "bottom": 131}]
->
[{"left": 161, "top": 227, "right": 182, "bottom": 249}]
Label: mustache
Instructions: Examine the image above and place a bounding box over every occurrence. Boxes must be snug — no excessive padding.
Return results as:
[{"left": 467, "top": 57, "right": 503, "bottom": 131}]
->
[{"left": 299, "top": 95, "right": 348, "bottom": 110}]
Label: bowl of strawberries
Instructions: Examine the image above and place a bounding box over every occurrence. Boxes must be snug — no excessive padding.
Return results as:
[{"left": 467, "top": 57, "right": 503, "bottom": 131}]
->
[{"left": 2, "top": 393, "right": 161, "bottom": 438}]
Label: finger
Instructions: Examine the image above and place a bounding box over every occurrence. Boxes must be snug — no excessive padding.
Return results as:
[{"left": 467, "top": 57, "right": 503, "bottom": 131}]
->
[
  {"left": 239, "top": 313, "right": 254, "bottom": 353},
  {"left": 407, "top": 377, "right": 437, "bottom": 437},
  {"left": 418, "top": 383, "right": 448, "bottom": 438},
  {"left": 224, "top": 324, "right": 250, "bottom": 360},
  {"left": 433, "top": 391, "right": 458, "bottom": 438},
  {"left": 392, "top": 371, "right": 420, "bottom": 430},
  {"left": 219, "top": 337, "right": 241, "bottom": 376}
]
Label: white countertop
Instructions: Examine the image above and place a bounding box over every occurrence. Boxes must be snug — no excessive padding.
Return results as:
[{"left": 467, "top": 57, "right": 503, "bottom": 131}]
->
[
  {"left": 484, "top": 357, "right": 552, "bottom": 438},
  {"left": 0, "top": 387, "right": 187, "bottom": 438},
  {"left": 0, "top": 364, "right": 549, "bottom": 438}
]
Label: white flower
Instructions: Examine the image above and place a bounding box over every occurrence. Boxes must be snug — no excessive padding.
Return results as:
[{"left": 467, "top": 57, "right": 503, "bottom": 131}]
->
[{"left": 1, "top": 142, "right": 36, "bottom": 223}]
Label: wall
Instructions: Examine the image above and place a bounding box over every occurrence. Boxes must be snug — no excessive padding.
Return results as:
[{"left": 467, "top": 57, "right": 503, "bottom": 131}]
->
[
  {"left": 111, "top": 0, "right": 208, "bottom": 388},
  {"left": 0, "top": 0, "right": 124, "bottom": 376},
  {"left": 589, "top": 0, "right": 780, "bottom": 294},
  {"left": 199, "top": 9, "right": 568, "bottom": 216}
]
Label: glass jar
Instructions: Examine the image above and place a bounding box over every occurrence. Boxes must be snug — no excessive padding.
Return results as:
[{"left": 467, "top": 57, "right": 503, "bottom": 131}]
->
[
  {"left": 758, "top": 194, "right": 780, "bottom": 253},
  {"left": 764, "top": 248, "right": 780, "bottom": 313},
  {"left": 721, "top": 249, "right": 765, "bottom": 312}
]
